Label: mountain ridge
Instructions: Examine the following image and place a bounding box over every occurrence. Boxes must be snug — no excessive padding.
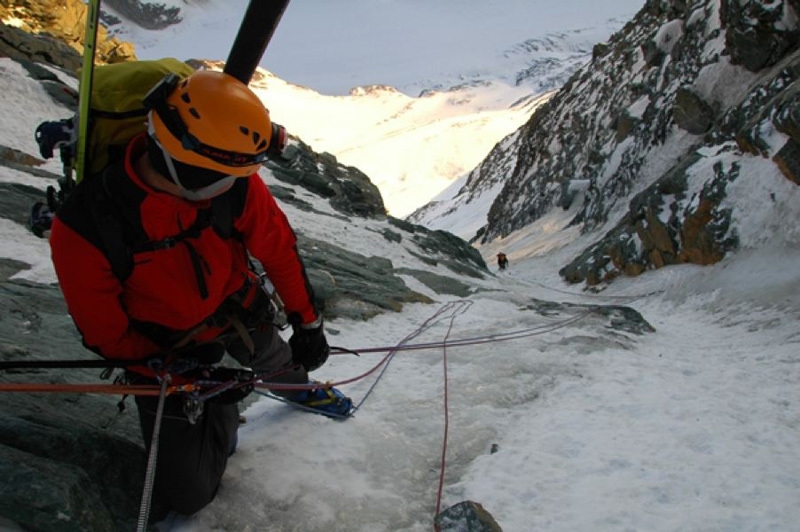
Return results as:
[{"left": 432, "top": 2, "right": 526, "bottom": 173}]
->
[{"left": 412, "top": 0, "right": 800, "bottom": 287}]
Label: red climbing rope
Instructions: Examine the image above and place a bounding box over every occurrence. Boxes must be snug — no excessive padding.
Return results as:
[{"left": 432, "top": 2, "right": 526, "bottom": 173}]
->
[{"left": 433, "top": 301, "right": 471, "bottom": 528}]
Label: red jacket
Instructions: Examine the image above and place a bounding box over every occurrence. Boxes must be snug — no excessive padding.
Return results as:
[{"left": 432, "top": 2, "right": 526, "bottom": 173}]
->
[{"left": 50, "top": 135, "right": 317, "bottom": 361}]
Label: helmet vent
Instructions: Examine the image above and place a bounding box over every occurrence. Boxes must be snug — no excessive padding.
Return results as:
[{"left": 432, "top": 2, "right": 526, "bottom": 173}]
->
[
  {"left": 257, "top": 140, "right": 267, "bottom": 150},
  {"left": 180, "top": 93, "right": 191, "bottom": 103},
  {"left": 239, "top": 126, "right": 249, "bottom": 135},
  {"left": 252, "top": 132, "right": 261, "bottom": 144},
  {"left": 189, "top": 108, "right": 200, "bottom": 119}
]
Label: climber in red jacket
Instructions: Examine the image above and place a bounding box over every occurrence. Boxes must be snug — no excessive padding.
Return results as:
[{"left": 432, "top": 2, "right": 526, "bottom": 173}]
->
[{"left": 49, "top": 70, "right": 349, "bottom": 516}]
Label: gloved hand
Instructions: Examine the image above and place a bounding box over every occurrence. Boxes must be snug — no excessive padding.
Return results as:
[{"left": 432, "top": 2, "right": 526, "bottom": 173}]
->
[{"left": 288, "top": 315, "right": 330, "bottom": 372}]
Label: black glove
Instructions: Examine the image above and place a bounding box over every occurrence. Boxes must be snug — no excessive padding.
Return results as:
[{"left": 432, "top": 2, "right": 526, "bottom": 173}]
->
[{"left": 288, "top": 316, "right": 330, "bottom": 372}]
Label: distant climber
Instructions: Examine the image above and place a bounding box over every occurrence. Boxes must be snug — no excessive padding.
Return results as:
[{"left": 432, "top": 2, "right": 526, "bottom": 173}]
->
[{"left": 497, "top": 252, "right": 509, "bottom": 270}]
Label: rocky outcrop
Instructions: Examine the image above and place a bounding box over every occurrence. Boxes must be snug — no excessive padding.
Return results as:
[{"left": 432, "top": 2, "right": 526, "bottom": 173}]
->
[
  {"left": 720, "top": 0, "right": 800, "bottom": 72},
  {"left": 268, "top": 139, "right": 387, "bottom": 220},
  {"left": 103, "top": 0, "right": 181, "bottom": 30},
  {"left": 560, "top": 155, "right": 739, "bottom": 285},
  {"left": 454, "top": 0, "right": 800, "bottom": 286},
  {"left": 673, "top": 87, "right": 715, "bottom": 135},
  {"left": 436, "top": 501, "right": 503, "bottom": 532},
  {"left": 0, "top": 0, "right": 137, "bottom": 71},
  {"left": 772, "top": 89, "right": 800, "bottom": 184},
  {"left": 297, "top": 236, "right": 434, "bottom": 321},
  {"left": 263, "top": 140, "right": 486, "bottom": 319},
  {"left": 0, "top": 280, "right": 146, "bottom": 532},
  {"left": 0, "top": 23, "right": 83, "bottom": 72}
]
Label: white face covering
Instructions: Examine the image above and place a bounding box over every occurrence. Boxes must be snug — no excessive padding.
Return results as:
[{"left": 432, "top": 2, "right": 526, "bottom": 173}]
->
[{"left": 147, "top": 117, "right": 238, "bottom": 201}]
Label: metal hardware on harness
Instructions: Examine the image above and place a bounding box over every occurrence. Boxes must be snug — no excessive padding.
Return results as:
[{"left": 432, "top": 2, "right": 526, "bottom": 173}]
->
[
  {"left": 183, "top": 393, "right": 204, "bottom": 425},
  {"left": 259, "top": 273, "right": 288, "bottom": 329}
]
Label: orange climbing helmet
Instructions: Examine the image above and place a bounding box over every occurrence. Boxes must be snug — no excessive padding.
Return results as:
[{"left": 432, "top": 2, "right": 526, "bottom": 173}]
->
[{"left": 145, "top": 70, "right": 273, "bottom": 179}]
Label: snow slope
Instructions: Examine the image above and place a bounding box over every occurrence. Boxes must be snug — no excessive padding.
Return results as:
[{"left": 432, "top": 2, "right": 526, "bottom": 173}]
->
[
  {"left": 1, "top": 54, "right": 799, "bottom": 530},
  {"left": 246, "top": 71, "right": 543, "bottom": 217}
]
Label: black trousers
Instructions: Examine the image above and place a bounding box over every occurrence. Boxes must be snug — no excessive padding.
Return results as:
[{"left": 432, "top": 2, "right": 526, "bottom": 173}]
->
[
  {"left": 133, "top": 323, "right": 308, "bottom": 515},
  {"left": 135, "top": 394, "right": 239, "bottom": 515}
]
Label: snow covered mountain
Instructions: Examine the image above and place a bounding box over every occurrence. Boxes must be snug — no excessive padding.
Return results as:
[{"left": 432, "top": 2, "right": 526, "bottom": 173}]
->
[
  {"left": 412, "top": 0, "right": 800, "bottom": 289},
  {"left": 96, "top": 0, "right": 642, "bottom": 216},
  {"left": 1, "top": 1, "right": 800, "bottom": 531}
]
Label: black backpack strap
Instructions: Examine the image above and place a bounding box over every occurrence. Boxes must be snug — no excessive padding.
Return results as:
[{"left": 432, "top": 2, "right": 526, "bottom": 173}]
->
[
  {"left": 91, "top": 170, "right": 135, "bottom": 282},
  {"left": 210, "top": 193, "right": 233, "bottom": 239},
  {"left": 209, "top": 178, "right": 248, "bottom": 241}
]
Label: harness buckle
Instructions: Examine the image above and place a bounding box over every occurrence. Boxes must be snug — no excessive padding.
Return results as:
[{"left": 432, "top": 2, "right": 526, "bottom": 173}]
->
[
  {"left": 152, "top": 236, "right": 177, "bottom": 250},
  {"left": 183, "top": 393, "right": 204, "bottom": 425}
]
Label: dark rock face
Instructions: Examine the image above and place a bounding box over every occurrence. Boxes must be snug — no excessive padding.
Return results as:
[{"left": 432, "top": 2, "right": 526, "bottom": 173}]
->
[
  {"left": 0, "top": 23, "right": 83, "bottom": 73},
  {"left": 0, "top": 280, "right": 146, "bottom": 532},
  {"left": 457, "top": 0, "right": 800, "bottom": 286},
  {"left": 673, "top": 87, "right": 715, "bottom": 135},
  {"left": 0, "top": 182, "right": 54, "bottom": 227},
  {"left": 435, "top": 500, "right": 503, "bottom": 532},
  {"left": 771, "top": 88, "right": 800, "bottom": 184},
  {"left": 560, "top": 155, "right": 740, "bottom": 285},
  {"left": 268, "top": 139, "right": 387, "bottom": 219},
  {"left": 522, "top": 297, "right": 656, "bottom": 336},
  {"left": 720, "top": 0, "right": 800, "bottom": 72},
  {"left": 104, "top": 0, "right": 182, "bottom": 30},
  {"left": 404, "top": 223, "right": 487, "bottom": 278},
  {"left": 297, "top": 236, "right": 434, "bottom": 321},
  {"left": 0, "top": 0, "right": 137, "bottom": 70}
]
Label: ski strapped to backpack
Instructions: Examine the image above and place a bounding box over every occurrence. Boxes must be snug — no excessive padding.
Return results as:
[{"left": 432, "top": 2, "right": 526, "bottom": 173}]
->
[{"left": 75, "top": 0, "right": 101, "bottom": 184}]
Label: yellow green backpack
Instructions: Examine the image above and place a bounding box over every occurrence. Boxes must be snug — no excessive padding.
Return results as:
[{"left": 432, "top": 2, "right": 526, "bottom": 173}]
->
[
  {"left": 31, "top": 58, "right": 195, "bottom": 236},
  {"left": 35, "top": 57, "right": 195, "bottom": 183},
  {"left": 82, "top": 57, "right": 196, "bottom": 180}
]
